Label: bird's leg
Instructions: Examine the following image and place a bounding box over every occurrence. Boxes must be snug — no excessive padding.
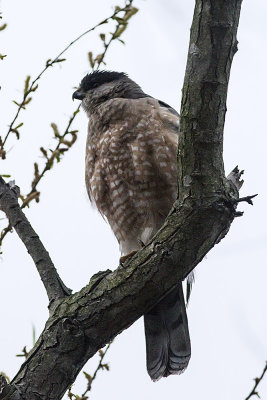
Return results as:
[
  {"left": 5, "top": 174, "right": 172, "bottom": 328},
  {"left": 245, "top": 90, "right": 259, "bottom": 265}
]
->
[{"left": 120, "top": 239, "right": 146, "bottom": 265}]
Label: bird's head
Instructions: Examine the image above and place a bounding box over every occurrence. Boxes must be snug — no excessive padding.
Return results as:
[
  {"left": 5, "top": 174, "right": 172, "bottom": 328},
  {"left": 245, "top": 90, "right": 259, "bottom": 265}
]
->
[{"left": 72, "top": 70, "right": 147, "bottom": 115}]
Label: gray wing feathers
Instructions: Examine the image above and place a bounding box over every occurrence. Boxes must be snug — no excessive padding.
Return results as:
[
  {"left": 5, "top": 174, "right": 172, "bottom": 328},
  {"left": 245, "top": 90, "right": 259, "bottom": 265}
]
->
[
  {"left": 144, "top": 283, "right": 191, "bottom": 381},
  {"left": 157, "top": 99, "right": 179, "bottom": 117}
]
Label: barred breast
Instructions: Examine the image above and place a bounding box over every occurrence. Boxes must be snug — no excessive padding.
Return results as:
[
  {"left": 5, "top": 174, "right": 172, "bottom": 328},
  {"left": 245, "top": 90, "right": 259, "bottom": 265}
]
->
[{"left": 85, "top": 97, "right": 179, "bottom": 254}]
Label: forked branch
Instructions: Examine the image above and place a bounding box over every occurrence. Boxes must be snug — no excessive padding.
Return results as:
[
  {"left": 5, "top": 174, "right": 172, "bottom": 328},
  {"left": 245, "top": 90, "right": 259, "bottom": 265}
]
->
[{"left": 0, "top": 1, "right": 254, "bottom": 400}]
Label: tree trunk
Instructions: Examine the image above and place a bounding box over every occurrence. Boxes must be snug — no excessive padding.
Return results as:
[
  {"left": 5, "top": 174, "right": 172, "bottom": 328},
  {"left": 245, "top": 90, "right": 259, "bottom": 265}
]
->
[{"left": 0, "top": 1, "right": 245, "bottom": 399}]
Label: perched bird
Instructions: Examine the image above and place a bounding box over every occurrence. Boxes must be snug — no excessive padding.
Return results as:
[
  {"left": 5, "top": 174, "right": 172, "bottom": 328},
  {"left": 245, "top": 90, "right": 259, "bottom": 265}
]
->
[{"left": 73, "top": 71, "right": 191, "bottom": 381}]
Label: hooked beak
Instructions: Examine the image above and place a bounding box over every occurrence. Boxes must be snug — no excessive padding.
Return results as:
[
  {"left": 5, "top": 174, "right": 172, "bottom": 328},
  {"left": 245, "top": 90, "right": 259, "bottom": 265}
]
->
[{"left": 72, "top": 90, "right": 85, "bottom": 101}]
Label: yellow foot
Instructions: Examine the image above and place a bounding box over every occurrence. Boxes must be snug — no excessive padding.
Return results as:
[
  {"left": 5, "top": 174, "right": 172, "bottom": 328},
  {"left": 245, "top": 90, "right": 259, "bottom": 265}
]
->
[{"left": 120, "top": 250, "right": 137, "bottom": 264}]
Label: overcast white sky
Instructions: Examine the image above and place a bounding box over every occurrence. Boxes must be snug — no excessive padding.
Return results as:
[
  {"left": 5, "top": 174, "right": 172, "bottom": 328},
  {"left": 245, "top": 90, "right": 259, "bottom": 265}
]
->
[{"left": 0, "top": 1, "right": 267, "bottom": 399}]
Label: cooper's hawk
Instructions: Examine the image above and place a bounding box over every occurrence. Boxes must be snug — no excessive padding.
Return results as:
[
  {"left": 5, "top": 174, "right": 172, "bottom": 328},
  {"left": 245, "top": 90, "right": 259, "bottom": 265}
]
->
[{"left": 73, "top": 71, "right": 191, "bottom": 381}]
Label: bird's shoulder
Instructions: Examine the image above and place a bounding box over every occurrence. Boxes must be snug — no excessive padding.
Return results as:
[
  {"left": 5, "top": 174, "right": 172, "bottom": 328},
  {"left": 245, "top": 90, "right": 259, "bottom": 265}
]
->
[
  {"left": 87, "top": 96, "right": 179, "bottom": 145},
  {"left": 104, "top": 96, "right": 179, "bottom": 129},
  {"left": 107, "top": 96, "right": 179, "bottom": 114}
]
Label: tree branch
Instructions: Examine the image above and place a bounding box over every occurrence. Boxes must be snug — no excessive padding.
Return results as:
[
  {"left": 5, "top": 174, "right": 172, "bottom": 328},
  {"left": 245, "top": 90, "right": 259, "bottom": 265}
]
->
[
  {"left": 245, "top": 362, "right": 267, "bottom": 400},
  {"left": 0, "top": 177, "right": 71, "bottom": 305},
  {"left": 178, "top": 0, "right": 242, "bottom": 200},
  {"left": 0, "top": 1, "right": 249, "bottom": 399}
]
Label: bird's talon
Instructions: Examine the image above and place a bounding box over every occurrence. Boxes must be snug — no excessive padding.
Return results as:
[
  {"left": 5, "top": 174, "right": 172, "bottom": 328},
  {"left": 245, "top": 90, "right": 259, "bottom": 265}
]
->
[
  {"left": 138, "top": 239, "right": 145, "bottom": 248},
  {"left": 120, "top": 250, "right": 137, "bottom": 265}
]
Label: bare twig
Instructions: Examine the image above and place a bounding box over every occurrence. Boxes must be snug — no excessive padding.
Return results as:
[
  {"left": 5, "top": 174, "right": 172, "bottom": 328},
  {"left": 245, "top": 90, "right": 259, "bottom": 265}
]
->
[
  {"left": 0, "top": 177, "right": 71, "bottom": 304},
  {"left": 227, "top": 165, "right": 244, "bottom": 191},
  {"left": 234, "top": 194, "right": 258, "bottom": 205},
  {"left": 225, "top": 167, "right": 257, "bottom": 218},
  {"left": 245, "top": 362, "right": 267, "bottom": 400},
  {"left": 16, "top": 346, "right": 29, "bottom": 360}
]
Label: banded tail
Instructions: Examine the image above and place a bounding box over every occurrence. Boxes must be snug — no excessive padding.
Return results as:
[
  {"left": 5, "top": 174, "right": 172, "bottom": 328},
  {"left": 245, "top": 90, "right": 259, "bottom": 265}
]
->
[{"left": 144, "top": 283, "right": 191, "bottom": 381}]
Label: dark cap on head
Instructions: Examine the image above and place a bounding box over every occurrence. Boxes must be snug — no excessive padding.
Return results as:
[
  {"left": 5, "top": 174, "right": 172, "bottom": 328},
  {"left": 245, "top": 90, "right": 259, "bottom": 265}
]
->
[
  {"left": 72, "top": 70, "right": 147, "bottom": 102},
  {"left": 80, "top": 71, "right": 127, "bottom": 92}
]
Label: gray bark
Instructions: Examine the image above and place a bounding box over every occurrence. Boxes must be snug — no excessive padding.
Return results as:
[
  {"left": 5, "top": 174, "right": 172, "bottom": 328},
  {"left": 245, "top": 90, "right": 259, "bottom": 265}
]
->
[
  {"left": 0, "top": 178, "right": 72, "bottom": 305},
  {"left": 0, "top": 0, "right": 247, "bottom": 399}
]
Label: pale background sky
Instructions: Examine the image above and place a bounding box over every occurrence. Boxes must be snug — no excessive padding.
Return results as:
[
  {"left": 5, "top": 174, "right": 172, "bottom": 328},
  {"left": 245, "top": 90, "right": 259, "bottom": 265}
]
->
[{"left": 0, "top": 1, "right": 267, "bottom": 399}]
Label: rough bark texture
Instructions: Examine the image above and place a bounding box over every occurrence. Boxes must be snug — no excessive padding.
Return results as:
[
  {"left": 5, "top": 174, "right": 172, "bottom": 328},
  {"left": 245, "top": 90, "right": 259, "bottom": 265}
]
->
[
  {"left": 0, "top": 177, "right": 71, "bottom": 305},
  {"left": 178, "top": 0, "right": 241, "bottom": 200},
  {"left": 0, "top": 0, "right": 244, "bottom": 399}
]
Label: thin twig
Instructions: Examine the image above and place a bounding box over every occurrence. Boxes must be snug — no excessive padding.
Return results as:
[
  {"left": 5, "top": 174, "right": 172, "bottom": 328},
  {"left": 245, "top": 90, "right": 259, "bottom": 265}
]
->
[
  {"left": 82, "top": 341, "right": 112, "bottom": 397},
  {"left": 245, "top": 362, "right": 267, "bottom": 400},
  {"left": 0, "top": 177, "right": 71, "bottom": 304},
  {"left": 0, "top": 13, "right": 7, "bottom": 66},
  {"left": 0, "top": 106, "right": 80, "bottom": 247},
  {"left": 83, "top": 342, "right": 112, "bottom": 397},
  {"left": 67, "top": 341, "right": 113, "bottom": 400},
  {"left": 0, "top": 0, "right": 138, "bottom": 250},
  {"left": 234, "top": 194, "right": 258, "bottom": 205},
  {"left": 0, "top": 0, "right": 135, "bottom": 156},
  {"left": 28, "top": 107, "right": 81, "bottom": 202}
]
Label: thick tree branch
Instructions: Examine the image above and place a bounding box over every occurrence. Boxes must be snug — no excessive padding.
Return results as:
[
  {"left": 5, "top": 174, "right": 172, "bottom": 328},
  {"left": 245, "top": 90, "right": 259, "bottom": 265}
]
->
[
  {"left": 178, "top": 0, "right": 242, "bottom": 201},
  {"left": 0, "top": 1, "right": 249, "bottom": 399},
  {"left": 0, "top": 177, "right": 71, "bottom": 304}
]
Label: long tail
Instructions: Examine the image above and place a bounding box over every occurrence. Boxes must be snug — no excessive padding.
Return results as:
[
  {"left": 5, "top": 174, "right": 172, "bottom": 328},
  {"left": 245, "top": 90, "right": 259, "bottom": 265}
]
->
[{"left": 144, "top": 283, "right": 191, "bottom": 381}]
